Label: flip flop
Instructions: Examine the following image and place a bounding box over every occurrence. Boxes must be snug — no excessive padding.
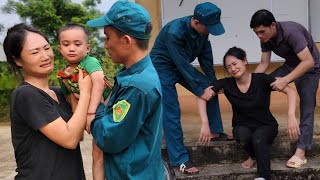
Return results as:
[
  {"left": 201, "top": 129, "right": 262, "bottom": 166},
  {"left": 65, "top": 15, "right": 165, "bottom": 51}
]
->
[
  {"left": 179, "top": 161, "right": 199, "bottom": 175},
  {"left": 211, "top": 133, "right": 233, "bottom": 141},
  {"left": 286, "top": 155, "right": 307, "bottom": 168}
]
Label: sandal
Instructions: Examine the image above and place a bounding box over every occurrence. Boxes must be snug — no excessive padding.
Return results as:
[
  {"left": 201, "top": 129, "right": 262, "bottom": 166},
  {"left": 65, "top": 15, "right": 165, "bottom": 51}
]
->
[
  {"left": 286, "top": 155, "right": 307, "bottom": 168},
  {"left": 211, "top": 133, "right": 233, "bottom": 141},
  {"left": 179, "top": 161, "right": 199, "bottom": 175}
]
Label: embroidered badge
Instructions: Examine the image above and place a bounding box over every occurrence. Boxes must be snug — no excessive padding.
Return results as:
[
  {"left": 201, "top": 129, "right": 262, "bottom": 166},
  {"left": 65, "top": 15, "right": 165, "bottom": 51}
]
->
[{"left": 112, "top": 100, "right": 131, "bottom": 122}]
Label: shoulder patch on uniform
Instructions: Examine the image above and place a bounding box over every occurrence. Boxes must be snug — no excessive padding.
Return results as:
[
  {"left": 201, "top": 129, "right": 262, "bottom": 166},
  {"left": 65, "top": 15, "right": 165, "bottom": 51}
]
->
[{"left": 112, "top": 100, "right": 131, "bottom": 122}]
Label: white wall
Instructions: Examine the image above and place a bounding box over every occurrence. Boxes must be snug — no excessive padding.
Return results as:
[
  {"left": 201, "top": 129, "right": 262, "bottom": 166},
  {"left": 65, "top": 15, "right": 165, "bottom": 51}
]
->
[
  {"left": 161, "top": 0, "right": 309, "bottom": 65},
  {"left": 310, "top": 0, "right": 320, "bottom": 42}
]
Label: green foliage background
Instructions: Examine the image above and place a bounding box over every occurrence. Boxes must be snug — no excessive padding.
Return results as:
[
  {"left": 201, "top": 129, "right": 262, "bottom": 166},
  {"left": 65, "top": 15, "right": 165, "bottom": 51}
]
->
[
  {"left": 0, "top": 63, "right": 17, "bottom": 122},
  {"left": 0, "top": 0, "right": 122, "bottom": 121}
]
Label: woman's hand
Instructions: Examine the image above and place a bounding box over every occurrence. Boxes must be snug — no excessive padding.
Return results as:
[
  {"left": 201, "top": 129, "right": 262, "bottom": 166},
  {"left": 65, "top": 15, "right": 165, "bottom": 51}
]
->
[
  {"left": 78, "top": 69, "right": 92, "bottom": 96},
  {"left": 287, "top": 114, "right": 300, "bottom": 140},
  {"left": 199, "top": 123, "right": 211, "bottom": 146}
]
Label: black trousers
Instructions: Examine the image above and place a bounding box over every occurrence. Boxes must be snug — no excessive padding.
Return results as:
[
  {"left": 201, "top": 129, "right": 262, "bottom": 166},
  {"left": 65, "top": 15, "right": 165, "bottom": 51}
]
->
[{"left": 233, "top": 125, "right": 278, "bottom": 180}]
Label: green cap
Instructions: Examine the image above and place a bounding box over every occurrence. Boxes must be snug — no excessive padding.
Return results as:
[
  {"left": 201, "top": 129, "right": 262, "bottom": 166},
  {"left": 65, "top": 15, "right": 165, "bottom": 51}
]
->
[
  {"left": 87, "top": 0, "right": 151, "bottom": 40},
  {"left": 194, "top": 2, "right": 225, "bottom": 36}
]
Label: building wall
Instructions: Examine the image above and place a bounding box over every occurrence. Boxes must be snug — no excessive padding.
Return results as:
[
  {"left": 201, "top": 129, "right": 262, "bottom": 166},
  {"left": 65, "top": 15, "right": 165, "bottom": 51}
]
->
[{"left": 135, "top": 0, "right": 161, "bottom": 52}]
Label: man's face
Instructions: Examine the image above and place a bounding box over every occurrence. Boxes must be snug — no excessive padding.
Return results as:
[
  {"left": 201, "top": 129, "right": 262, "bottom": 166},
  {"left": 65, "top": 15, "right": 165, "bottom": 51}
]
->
[
  {"left": 195, "top": 21, "right": 209, "bottom": 35},
  {"left": 253, "top": 22, "right": 276, "bottom": 43},
  {"left": 103, "top": 26, "right": 126, "bottom": 64}
]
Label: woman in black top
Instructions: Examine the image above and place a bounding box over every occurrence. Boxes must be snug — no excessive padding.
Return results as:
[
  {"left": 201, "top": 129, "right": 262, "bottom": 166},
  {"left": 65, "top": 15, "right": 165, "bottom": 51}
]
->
[
  {"left": 4, "top": 23, "right": 92, "bottom": 180},
  {"left": 197, "top": 47, "right": 300, "bottom": 180}
]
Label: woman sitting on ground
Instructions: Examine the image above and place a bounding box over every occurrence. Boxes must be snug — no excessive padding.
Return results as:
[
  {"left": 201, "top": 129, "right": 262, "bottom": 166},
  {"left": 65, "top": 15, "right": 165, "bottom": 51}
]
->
[{"left": 197, "top": 46, "right": 300, "bottom": 180}]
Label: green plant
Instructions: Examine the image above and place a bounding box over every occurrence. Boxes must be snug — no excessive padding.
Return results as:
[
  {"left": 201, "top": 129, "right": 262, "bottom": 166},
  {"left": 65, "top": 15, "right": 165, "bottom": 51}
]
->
[
  {"left": 0, "top": 62, "right": 18, "bottom": 90},
  {"left": 0, "top": 89, "right": 13, "bottom": 122}
]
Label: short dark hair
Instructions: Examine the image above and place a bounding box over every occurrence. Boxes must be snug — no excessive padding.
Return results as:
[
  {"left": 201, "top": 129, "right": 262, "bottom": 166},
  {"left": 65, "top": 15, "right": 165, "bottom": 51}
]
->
[
  {"left": 3, "top": 23, "right": 49, "bottom": 81},
  {"left": 250, "top": 9, "right": 276, "bottom": 29},
  {"left": 223, "top": 46, "right": 247, "bottom": 68},
  {"left": 58, "top": 23, "right": 90, "bottom": 43},
  {"left": 111, "top": 23, "right": 152, "bottom": 50}
]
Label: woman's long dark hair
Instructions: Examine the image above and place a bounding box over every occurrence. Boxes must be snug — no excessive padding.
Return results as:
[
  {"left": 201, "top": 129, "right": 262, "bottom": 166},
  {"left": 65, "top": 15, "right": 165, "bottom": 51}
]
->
[{"left": 3, "top": 23, "right": 49, "bottom": 81}]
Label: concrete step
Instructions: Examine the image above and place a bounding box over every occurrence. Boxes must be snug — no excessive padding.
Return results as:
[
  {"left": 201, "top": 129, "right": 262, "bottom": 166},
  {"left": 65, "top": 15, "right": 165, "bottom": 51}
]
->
[
  {"left": 172, "top": 156, "right": 320, "bottom": 180},
  {"left": 162, "top": 135, "right": 320, "bottom": 166}
]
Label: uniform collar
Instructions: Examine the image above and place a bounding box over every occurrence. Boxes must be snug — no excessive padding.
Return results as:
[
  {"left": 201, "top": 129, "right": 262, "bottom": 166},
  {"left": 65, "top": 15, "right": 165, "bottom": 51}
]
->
[
  {"left": 186, "top": 16, "right": 198, "bottom": 39},
  {"left": 115, "top": 55, "right": 151, "bottom": 84}
]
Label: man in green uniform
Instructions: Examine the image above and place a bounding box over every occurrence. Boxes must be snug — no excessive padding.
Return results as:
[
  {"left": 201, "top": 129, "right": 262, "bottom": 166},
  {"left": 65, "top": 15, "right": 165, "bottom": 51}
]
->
[
  {"left": 86, "top": 1, "right": 164, "bottom": 179},
  {"left": 150, "top": 2, "right": 231, "bottom": 174}
]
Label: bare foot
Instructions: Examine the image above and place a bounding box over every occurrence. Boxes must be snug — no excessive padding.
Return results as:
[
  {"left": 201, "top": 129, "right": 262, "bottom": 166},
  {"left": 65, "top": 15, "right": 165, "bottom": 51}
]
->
[
  {"left": 241, "top": 157, "right": 256, "bottom": 169},
  {"left": 286, "top": 148, "right": 307, "bottom": 167},
  {"left": 211, "top": 133, "right": 233, "bottom": 141},
  {"left": 180, "top": 161, "right": 199, "bottom": 174},
  {"left": 293, "top": 148, "right": 306, "bottom": 160},
  {"left": 184, "top": 167, "right": 199, "bottom": 174}
]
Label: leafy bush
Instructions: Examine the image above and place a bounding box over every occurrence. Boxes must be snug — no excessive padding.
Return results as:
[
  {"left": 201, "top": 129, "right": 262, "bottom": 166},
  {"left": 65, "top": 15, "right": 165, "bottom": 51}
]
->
[
  {"left": 0, "top": 62, "right": 16, "bottom": 121},
  {"left": 0, "top": 89, "right": 13, "bottom": 122},
  {"left": 0, "top": 62, "right": 18, "bottom": 90}
]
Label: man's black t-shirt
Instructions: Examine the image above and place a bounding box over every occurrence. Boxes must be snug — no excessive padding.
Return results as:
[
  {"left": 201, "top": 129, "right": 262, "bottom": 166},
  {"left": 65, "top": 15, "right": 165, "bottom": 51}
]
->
[
  {"left": 10, "top": 82, "right": 85, "bottom": 180},
  {"left": 212, "top": 73, "right": 278, "bottom": 128}
]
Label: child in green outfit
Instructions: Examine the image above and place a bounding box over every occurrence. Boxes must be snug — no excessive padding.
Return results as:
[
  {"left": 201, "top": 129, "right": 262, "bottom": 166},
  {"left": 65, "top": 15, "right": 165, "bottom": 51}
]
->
[{"left": 57, "top": 24, "right": 112, "bottom": 180}]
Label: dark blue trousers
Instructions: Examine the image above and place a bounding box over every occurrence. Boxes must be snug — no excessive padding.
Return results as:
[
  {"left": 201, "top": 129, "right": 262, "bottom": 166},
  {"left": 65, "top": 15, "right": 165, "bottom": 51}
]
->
[{"left": 156, "top": 67, "right": 224, "bottom": 166}]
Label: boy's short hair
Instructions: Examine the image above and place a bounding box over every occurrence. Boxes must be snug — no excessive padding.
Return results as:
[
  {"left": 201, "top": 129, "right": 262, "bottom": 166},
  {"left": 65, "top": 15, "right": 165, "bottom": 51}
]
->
[
  {"left": 58, "top": 23, "right": 90, "bottom": 43},
  {"left": 86, "top": 0, "right": 152, "bottom": 41}
]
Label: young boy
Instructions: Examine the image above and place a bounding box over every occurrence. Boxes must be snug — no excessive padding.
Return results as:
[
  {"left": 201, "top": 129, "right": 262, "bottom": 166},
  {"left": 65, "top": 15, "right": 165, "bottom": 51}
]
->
[{"left": 57, "top": 24, "right": 112, "bottom": 180}]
